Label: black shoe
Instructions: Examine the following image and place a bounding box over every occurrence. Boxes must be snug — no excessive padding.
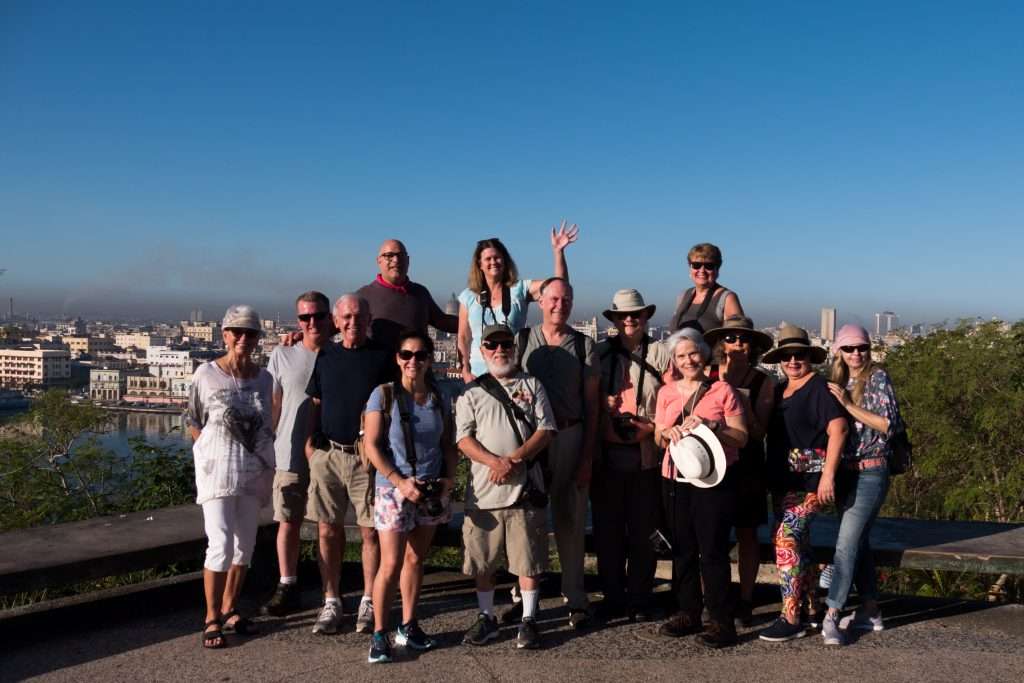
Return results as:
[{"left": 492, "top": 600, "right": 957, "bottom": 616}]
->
[
  {"left": 367, "top": 631, "right": 393, "bottom": 664},
  {"left": 594, "top": 599, "right": 627, "bottom": 621},
  {"left": 734, "top": 599, "right": 753, "bottom": 628},
  {"left": 499, "top": 601, "right": 523, "bottom": 625},
  {"left": 759, "top": 617, "right": 807, "bottom": 642},
  {"left": 516, "top": 618, "right": 542, "bottom": 650},
  {"left": 260, "top": 582, "right": 301, "bottom": 617},
  {"left": 568, "top": 608, "right": 592, "bottom": 630},
  {"left": 658, "top": 612, "right": 703, "bottom": 638},
  {"left": 803, "top": 606, "right": 827, "bottom": 629},
  {"left": 697, "top": 621, "right": 738, "bottom": 649},
  {"left": 629, "top": 605, "right": 657, "bottom": 623},
  {"left": 463, "top": 613, "right": 500, "bottom": 646}
]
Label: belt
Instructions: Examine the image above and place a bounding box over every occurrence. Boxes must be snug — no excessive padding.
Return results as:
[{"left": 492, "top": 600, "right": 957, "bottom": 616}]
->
[
  {"left": 842, "top": 456, "right": 887, "bottom": 471},
  {"left": 556, "top": 418, "right": 582, "bottom": 430},
  {"left": 329, "top": 440, "right": 359, "bottom": 455}
]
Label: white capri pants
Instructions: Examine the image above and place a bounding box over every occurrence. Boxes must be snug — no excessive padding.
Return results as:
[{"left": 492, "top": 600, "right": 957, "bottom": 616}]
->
[{"left": 201, "top": 495, "right": 262, "bottom": 572}]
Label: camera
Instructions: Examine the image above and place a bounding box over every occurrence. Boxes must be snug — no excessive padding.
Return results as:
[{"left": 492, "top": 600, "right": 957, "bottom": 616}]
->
[
  {"left": 611, "top": 413, "right": 638, "bottom": 441},
  {"left": 416, "top": 479, "right": 447, "bottom": 517},
  {"left": 649, "top": 529, "right": 672, "bottom": 558}
]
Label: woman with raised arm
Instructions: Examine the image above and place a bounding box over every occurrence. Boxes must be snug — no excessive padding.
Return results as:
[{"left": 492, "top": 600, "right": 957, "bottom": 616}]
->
[
  {"left": 457, "top": 222, "right": 578, "bottom": 384},
  {"left": 668, "top": 243, "right": 745, "bottom": 333},
  {"left": 188, "top": 305, "right": 275, "bottom": 649},
  {"left": 818, "top": 324, "right": 903, "bottom": 645}
]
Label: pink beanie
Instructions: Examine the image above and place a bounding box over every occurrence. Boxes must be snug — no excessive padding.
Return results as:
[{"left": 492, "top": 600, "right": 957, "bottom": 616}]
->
[{"left": 834, "top": 324, "right": 870, "bottom": 350}]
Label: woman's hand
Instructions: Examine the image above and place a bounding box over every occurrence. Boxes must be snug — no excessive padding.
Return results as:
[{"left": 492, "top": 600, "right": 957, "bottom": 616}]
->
[
  {"left": 396, "top": 476, "right": 422, "bottom": 502},
  {"left": 817, "top": 472, "right": 836, "bottom": 505},
  {"left": 828, "top": 382, "right": 852, "bottom": 409},
  {"left": 550, "top": 220, "right": 579, "bottom": 252}
]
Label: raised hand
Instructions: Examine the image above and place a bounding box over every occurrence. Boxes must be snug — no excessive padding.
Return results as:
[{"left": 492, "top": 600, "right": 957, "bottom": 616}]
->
[{"left": 550, "top": 220, "right": 579, "bottom": 252}]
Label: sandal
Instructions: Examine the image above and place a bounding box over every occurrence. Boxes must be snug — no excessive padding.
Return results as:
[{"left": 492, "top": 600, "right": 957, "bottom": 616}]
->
[
  {"left": 222, "top": 609, "right": 260, "bottom": 636},
  {"left": 202, "top": 619, "right": 227, "bottom": 649}
]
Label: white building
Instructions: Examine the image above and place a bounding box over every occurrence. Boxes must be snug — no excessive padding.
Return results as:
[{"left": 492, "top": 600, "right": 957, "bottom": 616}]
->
[
  {"left": 820, "top": 308, "right": 836, "bottom": 342},
  {"left": 0, "top": 344, "right": 72, "bottom": 389},
  {"left": 115, "top": 333, "right": 169, "bottom": 350}
]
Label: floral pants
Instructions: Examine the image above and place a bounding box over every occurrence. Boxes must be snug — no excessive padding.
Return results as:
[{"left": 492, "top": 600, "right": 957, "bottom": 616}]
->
[{"left": 774, "top": 491, "right": 822, "bottom": 622}]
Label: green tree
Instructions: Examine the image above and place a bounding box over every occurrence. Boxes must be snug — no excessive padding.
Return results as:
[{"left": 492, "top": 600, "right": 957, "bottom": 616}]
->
[{"left": 884, "top": 321, "right": 1024, "bottom": 523}]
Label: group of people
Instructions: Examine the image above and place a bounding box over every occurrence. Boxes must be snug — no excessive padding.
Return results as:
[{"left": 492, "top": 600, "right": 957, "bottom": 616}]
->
[{"left": 187, "top": 230, "right": 904, "bottom": 662}]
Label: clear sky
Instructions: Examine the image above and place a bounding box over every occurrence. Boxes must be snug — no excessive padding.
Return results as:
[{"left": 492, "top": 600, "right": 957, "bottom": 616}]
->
[{"left": 2, "top": 1, "right": 1022, "bottom": 330}]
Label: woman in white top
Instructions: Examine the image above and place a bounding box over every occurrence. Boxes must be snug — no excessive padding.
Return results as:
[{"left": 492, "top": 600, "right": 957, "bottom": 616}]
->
[
  {"left": 457, "top": 222, "right": 578, "bottom": 383},
  {"left": 188, "top": 305, "right": 275, "bottom": 649}
]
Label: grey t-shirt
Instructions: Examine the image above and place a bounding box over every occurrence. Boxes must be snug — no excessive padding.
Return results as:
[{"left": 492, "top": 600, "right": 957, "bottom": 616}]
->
[
  {"left": 267, "top": 343, "right": 318, "bottom": 472},
  {"left": 455, "top": 372, "right": 556, "bottom": 511},
  {"left": 519, "top": 327, "right": 599, "bottom": 424}
]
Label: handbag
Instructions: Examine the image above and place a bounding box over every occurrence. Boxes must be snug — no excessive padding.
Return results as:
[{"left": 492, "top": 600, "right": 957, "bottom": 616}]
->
[{"left": 888, "top": 429, "right": 913, "bottom": 475}]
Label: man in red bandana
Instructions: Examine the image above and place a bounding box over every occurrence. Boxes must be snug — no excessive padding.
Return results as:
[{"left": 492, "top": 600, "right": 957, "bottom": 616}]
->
[{"left": 356, "top": 239, "right": 458, "bottom": 352}]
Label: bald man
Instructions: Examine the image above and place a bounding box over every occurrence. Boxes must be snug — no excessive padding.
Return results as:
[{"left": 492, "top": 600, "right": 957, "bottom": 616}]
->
[{"left": 356, "top": 239, "right": 458, "bottom": 352}]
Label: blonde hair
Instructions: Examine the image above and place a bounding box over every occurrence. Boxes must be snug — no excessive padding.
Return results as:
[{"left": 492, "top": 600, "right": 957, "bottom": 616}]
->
[
  {"left": 830, "top": 353, "right": 881, "bottom": 406},
  {"left": 467, "top": 238, "right": 519, "bottom": 293},
  {"left": 687, "top": 242, "right": 723, "bottom": 266}
]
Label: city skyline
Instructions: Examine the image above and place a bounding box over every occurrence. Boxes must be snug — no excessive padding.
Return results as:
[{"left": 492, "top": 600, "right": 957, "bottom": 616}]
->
[{"left": 3, "top": 3, "right": 1022, "bottom": 327}]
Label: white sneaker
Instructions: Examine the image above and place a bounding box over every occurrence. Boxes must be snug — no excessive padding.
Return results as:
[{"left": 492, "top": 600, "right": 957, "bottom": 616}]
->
[
  {"left": 355, "top": 599, "right": 374, "bottom": 634},
  {"left": 821, "top": 613, "right": 844, "bottom": 646},
  {"left": 312, "top": 601, "right": 343, "bottom": 635},
  {"left": 839, "top": 609, "right": 884, "bottom": 632}
]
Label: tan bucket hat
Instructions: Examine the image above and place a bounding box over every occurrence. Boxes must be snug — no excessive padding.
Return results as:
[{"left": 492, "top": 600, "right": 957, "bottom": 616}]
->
[
  {"left": 703, "top": 315, "right": 773, "bottom": 354},
  {"left": 762, "top": 322, "right": 827, "bottom": 364},
  {"left": 602, "top": 289, "right": 656, "bottom": 322}
]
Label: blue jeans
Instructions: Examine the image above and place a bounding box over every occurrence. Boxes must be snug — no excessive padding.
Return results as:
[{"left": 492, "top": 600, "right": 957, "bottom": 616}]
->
[{"left": 826, "top": 466, "right": 890, "bottom": 610}]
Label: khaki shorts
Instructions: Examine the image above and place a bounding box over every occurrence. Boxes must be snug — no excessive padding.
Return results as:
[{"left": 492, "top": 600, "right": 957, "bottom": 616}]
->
[
  {"left": 306, "top": 446, "right": 374, "bottom": 527},
  {"left": 462, "top": 506, "right": 549, "bottom": 578},
  {"left": 272, "top": 469, "right": 310, "bottom": 523}
]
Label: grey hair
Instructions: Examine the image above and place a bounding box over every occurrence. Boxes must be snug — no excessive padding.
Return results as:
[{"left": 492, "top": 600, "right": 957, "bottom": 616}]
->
[
  {"left": 334, "top": 293, "right": 371, "bottom": 318},
  {"left": 666, "top": 327, "right": 711, "bottom": 364}
]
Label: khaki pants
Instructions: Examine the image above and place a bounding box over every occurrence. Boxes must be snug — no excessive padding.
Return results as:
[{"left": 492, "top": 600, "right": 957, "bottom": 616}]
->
[{"left": 547, "top": 423, "right": 589, "bottom": 610}]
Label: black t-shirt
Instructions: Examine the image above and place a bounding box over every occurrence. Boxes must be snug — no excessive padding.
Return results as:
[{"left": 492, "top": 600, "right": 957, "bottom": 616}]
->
[
  {"left": 766, "top": 373, "right": 845, "bottom": 492},
  {"left": 306, "top": 340, "right": 394, "bottom": 444}
]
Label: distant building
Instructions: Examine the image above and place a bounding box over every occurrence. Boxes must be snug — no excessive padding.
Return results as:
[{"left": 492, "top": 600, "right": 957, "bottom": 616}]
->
[
  {"left": 0, "top": 344, "right": 72, "bottom": 389},
  {"left": 182, "top": 322, "right": 221, "bottom": 345},
  {"left": 571, "top": 317, "right": 599, "bottom": 340},
  {"left": 124, "top": 373, "right": 178, "bottom": 405},
  {"left": 820, "top": 308, "right": 836, "bottom": 342},
  {"left": 875, "top": 311, "right": 898, "bottom": 337},
  {"left": 89, "top": 366, "right": 128, "bottom": 402},
  {"left": 445, "top": 293, "right": 459, "bottom": 317},
  {"left": 63, "top": 335, "right": 118, "bottom": 359},
  {"left": 55, "top": 317, "right": 87, "bottom": 337},
  {"left": 115, "top": 332, "right": 169, "bottom": 350}
]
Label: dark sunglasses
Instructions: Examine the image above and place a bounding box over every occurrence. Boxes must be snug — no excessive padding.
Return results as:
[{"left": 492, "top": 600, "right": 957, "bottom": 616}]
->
[
  {"left": 226, "top": 328, "right": 259, "bottom": 339},
  {"left": 611, "top": 311, "right": 643, "bottom": 321},
  {"left": 689, "top": 261, "right": 719, "bottom": 271},
  {"left": 397, "top": 349, "right": 431, "bottom": 362},
  {"left": 297, "top": 311, "right": 329, "bottom": 323},
  {"left": 482, "top": 339, "right": 515, "bottom": 351},
  {"left": 723, "top": 333, "right": 752, "bottom": 344},
  {"left": 840, "top": 344, "right": 870, "bottom": 354},
  {"left": 780, "top": 350, "right": 810, "bottom": 362}
]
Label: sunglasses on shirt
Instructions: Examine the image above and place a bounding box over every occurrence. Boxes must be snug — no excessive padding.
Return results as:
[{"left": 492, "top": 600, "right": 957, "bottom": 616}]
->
[
  {"left": 482, "top": 339, "right": 515, "bottom": 351},
  {"left": 297, "top": 311, "right": 329, "bottom": 323},
  {"left": 397, "top": 349, "right": 431, "bottom": 362},
  {"left": 840, "top": 344, "right": 871, "bottom": 354}
]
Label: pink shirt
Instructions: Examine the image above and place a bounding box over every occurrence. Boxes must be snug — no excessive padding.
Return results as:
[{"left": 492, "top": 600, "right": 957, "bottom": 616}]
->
[{"left": 655, "top": 379, "right": 744, "bottom": 479}]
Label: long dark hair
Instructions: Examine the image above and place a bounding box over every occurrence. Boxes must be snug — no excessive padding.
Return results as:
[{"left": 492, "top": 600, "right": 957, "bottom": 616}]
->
[{"left": 395, "top": 329, "right": 442, "bottom": 405}]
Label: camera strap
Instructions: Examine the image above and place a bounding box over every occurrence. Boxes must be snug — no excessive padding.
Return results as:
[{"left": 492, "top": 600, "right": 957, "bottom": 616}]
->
[
  {"left": 480, "top": 284, "right": 512, "bottom": 326},
  {"left": 393, "top": 384, "right": 419, "bottom": 479},
  {"left": 476, "top": 373, "right": 532, "bottom": 447}
]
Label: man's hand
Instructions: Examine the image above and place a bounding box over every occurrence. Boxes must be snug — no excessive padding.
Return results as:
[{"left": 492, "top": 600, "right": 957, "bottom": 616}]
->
[{"left": 489, "top": 456, "right": 515, "bottom": 484}]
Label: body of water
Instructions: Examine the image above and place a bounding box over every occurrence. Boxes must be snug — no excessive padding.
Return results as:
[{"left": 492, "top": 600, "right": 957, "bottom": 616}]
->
[{"left": 96, "top": 411, "right": 193, "bottom": 459}]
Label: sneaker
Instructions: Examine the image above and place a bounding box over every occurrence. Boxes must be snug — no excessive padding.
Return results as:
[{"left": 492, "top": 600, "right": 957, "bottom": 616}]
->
[
  {"left": 260, "top": 582, "right": 301, "bottom": 617},
  {"left": 821, "top": 612, "right": 843, "bottom": 646},
  {"left": 499, "top": 600, "right": 523, "bottom": 625},
  {"left": 516, "top": 618, "right": 542, "bottom": 650},
  {"left": 802, "top": 605, "right": 827, "bottom": 629},
  {"left": 355, "top": 599, "right": 374, "bottom": 634},
  {"left": 697, "top": 621, "right": 738, "bottom": 649},
  {"left": 311, "top": 601, "right": 343, "bottom": 635},
  {"left": 367, "top": 631, "right": 392, "bottom": 664},
  {"left": 658, "top": 612, "right": 703, "bottom": 638},
  {"left": 734, "top": 599, "right": 753, "bottom": 628},
  {"left": 463, "top": 613, "right": 500, "bottom": 646},
  {"left": 759, "top": 617, "right": 807, "bottom": 642},
  {"left": 568, "top": 608, "right": 592, "bottom": 630},
  {"left": 395, "top": 620, "right": 436, "bottom": 651},
  {"left": 839, "top": 609, "right": 884, "bottom": 632}
]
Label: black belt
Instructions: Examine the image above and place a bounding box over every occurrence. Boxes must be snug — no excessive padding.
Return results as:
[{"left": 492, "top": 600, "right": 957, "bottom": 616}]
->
[{"left": 328, "top": 440, "right": 359, "bottom": 455}]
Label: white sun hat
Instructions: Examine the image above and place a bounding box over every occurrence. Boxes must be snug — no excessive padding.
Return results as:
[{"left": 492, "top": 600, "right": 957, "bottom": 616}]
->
[{"left": 669, "top": 423, "right": 727, "bottom": 488}]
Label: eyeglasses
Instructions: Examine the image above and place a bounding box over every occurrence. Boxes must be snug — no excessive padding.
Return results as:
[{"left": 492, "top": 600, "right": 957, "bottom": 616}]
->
[
  {"left": 297, "top": 311, "right": 329, "bottom": 323},
  {"left": 378, "top": 251, "right": 407, "bottom": 261},
  {"left": 780, "top": 350, "right": 810, "bottom": 362},
  {"left": 226, "top": 328, "right": 259, "bottom": 339},
  {"left": 723, "top": 333, "right": 751, "bottom": 344},
  {"left": 840, "top": 344, "right": 870, "bottom": 354},
  {"left": 689, "top": 261, "right": 718, "bottom": 271},
  {"left": 397, "top": 349, "right": 431, "bottom": 362},
  {"left": 482, "top": 339, "right": 515, "bottom": 351}
]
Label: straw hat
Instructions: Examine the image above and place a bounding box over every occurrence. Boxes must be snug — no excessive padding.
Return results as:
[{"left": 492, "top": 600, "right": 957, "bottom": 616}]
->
[
  {"left": 762, "top": 323, "right": 827, "bottom": 364},
  {"left": 602, "top": 289, "right": 656, "bottom": 322},
  {"left": 703, "top": 315, "right": 773, "bottom": 354},
  {"left": 669, "top": 423, "right": 727, "bottom": 488}
]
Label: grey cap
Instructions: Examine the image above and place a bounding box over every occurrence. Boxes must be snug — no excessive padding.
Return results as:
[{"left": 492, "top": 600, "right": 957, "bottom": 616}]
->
[
  {"left": 481, "top": 323, "right": 514, "bottom": 341},
  {"left": 222, "top": 304, "right": 262, "bottom": 331}
]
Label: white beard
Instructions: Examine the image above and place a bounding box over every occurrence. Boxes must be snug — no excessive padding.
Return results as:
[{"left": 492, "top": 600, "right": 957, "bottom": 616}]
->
[{"left": 485, "top": 358, "right": 515, "bottom": 378}]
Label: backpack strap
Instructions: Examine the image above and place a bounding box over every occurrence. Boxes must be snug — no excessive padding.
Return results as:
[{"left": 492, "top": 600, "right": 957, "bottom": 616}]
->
[
  {"left": 669, "top": 285, "right": 721, "bottom": 331},
  {"left": 392, "top": 383, "right": 419, "bottom": 479},
  {"left": 476, "top": 374, "right": 531, "bottom": 447},
  {"left": 515, "top": 327, "right": 531, "bottom": 371},
  {"left": 673, "top": 380, "right": 713, "bottom": 426}
]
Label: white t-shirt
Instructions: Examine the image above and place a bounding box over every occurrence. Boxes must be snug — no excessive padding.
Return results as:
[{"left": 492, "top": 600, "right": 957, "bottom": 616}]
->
[
  {"left": 267, "top": 344, "right": 317, "bottom": 472},
  {"left": 187, "top": 361, "right": 275, "bottom": 505}
]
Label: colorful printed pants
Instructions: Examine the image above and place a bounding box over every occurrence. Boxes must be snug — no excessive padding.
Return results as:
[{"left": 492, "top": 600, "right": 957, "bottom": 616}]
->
[{"left": 774, "top": 491, "right": 822, "bottom": 622}]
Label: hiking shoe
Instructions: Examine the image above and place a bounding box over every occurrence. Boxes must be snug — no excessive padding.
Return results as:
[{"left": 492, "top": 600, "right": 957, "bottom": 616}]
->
[
  {"left": 499, "top": 600, "right": 523, "bottom": 624},
  {"left": 840, "top": 609, "right": 884, "bottom": 632},
  {"left": 355, "top": 599, "right": 374, "bottom": 634},
  {"left": 260, "top": 582, "right": 301, "bottom": 617},
  {"left": 463, "top": 613, "right": 499, "bottom": 646},
  {"left": 568, "top": 608, "right": 592, "bottom": 630},
  {"left": 697, "top": 621, "right": 738, "bottom": 649},
  {"left": 395, "top": 620, "right": 436, "bottom": 651},
  {"left": 759, "top": 617, "right": 807, "bottom": 642},
  {"left": 367, "top": 631, "right": 392, "bottom": 664},
  {"left": 821, "top": 612, "right": 843, "bottom": 646},
  {"left": 311, "top": 602, "right": 343, "bottom": 635},
  {"left": 516, "top": 618, "right": 542, "bottom": 650},
  {"left": 734, "top": 599, "right": 753, "bottom": 628},
  {"left": 658, "top": 612, "right": 703, "bottom": 638}
]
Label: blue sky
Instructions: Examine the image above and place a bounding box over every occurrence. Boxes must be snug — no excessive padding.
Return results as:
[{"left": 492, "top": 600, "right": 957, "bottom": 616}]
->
[{"left": 2, "top": 1, "right": 1021, "bottom": 329}]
